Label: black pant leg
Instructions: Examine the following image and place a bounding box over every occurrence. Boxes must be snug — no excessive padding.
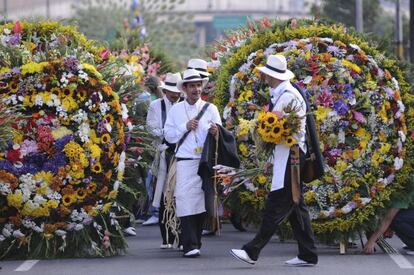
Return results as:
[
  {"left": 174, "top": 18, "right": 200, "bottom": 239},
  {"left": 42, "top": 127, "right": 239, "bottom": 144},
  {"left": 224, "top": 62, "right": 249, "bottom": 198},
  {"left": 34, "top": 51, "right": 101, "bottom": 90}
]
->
[
  {"left": 391, "top": 209, "right": 414, "bottom": 249},
  {"left": 159, "top": 193, "right": 176, "bottom": 245},
  {"left": 287, "top": 194, "right": 318, "bottom": 264},
  {"left": 195, "top": 212, "right": 206, "bottom": 249},
  {"left": 180, "top": 215, "right": 199, "bottom": 253}
]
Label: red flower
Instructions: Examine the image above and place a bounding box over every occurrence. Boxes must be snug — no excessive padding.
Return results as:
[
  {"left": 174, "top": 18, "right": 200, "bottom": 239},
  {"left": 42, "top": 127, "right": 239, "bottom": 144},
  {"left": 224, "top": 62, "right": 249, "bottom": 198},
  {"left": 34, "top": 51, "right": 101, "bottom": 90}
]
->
[
  {"left": 6, "top": 149, "right": 22, "bottom": 163},
  {"left": 12, "top": 21, "right": 23, "bottom": 34},
  {"left": 99, "top": 49, "right": 110, "bottom": 60}
]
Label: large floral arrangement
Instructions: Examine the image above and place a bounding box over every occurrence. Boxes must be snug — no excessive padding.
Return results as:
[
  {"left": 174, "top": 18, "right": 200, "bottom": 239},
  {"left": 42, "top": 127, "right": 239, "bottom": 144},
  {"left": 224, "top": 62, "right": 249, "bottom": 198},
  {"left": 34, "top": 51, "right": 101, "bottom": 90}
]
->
[
  {"left": 0, "top": 21, "right": 130, "bottom": 259},
  {"left": 213, "top": 20, "right": 414, "bottom": 239}
]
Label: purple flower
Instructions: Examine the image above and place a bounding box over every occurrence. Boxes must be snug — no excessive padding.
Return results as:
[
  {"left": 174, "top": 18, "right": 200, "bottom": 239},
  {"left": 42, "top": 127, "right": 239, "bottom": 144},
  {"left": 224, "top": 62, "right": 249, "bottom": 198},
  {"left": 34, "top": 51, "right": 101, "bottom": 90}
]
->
[
  {"left": 352, "top": 110, "right": 367, "bottom": 124},
  {"left": 341, "top": 84, "right": 353, "bottom": 99},
  {"left": 12, "top": 67, "right": 21, "bottom": 74},
  {"left": 6, "top": 33, "right": 21, "bottom": 46},
  {"left": 339, "top": 120, "right": 349, "bottom": 129},
  {"left": 43, "top": 152, "right": 68, "bottom": 173},
  {"left": 64, "top": 56, "right": 80, "bottom": 73},
  {"left": 24, "top": 153, "right": 47, "bottom": 165},
  {"left": 333, "top": 99, "right": 349, "bottom": 116},
  {"left": 0, "top": 160, "right": 18, "bottom": 174},
  {"left": 18, "top": 163, "right": 41, "bottom": 175},
  {"left": 55, "top": 135, "right": 73, "bottom": 151},
  {"left": 20, "top": 140, "right": 39, "bottom": 156}
]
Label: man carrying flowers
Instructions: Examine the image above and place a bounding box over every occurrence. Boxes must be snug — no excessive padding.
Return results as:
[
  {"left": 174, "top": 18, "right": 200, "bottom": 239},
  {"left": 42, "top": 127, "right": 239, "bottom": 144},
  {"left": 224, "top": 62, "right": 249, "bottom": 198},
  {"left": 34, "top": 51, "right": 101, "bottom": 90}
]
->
[{"left": 230, "top": 55, "right": 318, "bottom": 267}]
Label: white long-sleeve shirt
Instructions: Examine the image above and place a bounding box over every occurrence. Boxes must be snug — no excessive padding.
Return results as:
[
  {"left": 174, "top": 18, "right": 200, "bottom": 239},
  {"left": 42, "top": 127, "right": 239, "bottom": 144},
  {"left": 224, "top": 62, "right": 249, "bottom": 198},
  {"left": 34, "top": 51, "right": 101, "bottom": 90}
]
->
[
  {"left": 146, "top": 96, "right": 176, "bottom": 140},
  {"left": 270, "top": 80, "right": 307, "bottom": 191},
  {"left": 164, "top": 98, "right": 222, "bottom": 159}
]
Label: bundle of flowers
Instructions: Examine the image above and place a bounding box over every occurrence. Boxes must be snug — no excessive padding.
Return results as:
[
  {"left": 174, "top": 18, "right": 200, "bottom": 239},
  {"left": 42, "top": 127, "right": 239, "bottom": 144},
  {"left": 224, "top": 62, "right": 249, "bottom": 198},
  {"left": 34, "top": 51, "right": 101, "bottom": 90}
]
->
[
  {"left": 0, "top": 21, "right": 132, "bottom": 258},
  {"left": 213, "top": 21, "right": 413, "bottom": 239}
]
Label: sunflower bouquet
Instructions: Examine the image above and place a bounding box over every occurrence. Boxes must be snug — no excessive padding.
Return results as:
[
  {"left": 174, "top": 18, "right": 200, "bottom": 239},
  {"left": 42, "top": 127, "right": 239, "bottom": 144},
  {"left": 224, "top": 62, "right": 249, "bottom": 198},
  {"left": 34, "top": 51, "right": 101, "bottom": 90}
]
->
[
  {"left": 255, "top": 100, "right": 303, "bottom": 154},
  {"left": 215, "top": 100, "right": 302, "bottom": 196}
]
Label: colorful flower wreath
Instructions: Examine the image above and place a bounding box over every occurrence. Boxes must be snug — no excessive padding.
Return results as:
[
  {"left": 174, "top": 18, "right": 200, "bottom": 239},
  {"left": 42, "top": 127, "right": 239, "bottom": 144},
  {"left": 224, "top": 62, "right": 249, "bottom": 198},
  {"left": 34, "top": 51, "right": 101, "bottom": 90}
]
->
[
  {"left": 0, "top": 22, "right": 129, "bottom": 259},
  {"left": 213, "top": 22, "right": 414, "bottom": 238}
]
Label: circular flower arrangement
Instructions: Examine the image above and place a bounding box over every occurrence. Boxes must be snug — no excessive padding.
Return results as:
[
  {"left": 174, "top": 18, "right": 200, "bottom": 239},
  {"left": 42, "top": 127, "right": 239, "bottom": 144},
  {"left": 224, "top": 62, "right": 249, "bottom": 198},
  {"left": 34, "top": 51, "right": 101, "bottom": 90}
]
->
[
  {"left": 214, "top": 22, "right": 414, "bottom": 238},
  {"left": 0, "top": 22, "right": 129, "bottom": 259}
]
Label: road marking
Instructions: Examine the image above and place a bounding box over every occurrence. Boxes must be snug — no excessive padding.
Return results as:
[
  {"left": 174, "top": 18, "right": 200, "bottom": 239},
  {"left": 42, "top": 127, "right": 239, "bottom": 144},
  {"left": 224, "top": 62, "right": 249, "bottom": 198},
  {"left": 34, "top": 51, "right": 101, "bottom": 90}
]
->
[
  {"left": 14, "top": 260, "right": 39, "bottom": 272},
  {"left": 389, "top": 254, "right": 414, "bottom": 269}
]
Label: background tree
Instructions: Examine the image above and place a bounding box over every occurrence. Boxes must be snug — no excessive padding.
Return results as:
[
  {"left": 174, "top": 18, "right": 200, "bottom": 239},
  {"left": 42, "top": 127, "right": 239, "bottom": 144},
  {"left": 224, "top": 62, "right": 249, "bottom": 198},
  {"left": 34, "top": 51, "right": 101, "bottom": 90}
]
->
[
  {"left": 71, "top": 0, "right": 201, "bottom": 65},
  {"left": 312, "top": 0, "right": 382, "bottom": 33}
]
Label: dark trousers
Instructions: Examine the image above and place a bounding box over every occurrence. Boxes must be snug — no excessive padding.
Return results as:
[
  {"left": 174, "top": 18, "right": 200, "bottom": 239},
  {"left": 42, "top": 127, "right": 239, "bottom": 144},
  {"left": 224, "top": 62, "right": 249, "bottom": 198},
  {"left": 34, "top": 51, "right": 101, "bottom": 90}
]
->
[
  {"left": 180, "top": 212, "right": 206, "bottom": 253},
  {"left": 391, "top": 208, "right": 414, "bottom": 250},
  {"left": 159, "top": 193, "right": 177, "bottom": 245},
  {"left": 242, "top": 151, "right": 318, "bottom": 264}
]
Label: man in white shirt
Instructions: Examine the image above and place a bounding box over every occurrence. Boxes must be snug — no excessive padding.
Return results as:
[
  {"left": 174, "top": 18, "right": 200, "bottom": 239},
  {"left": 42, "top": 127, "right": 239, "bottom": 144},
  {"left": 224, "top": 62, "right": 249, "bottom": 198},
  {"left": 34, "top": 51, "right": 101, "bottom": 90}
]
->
[
  {"left": 164, "top": 69, "right": 222, "bottom": 257},
  {"left": 230, "top": 55, "right": 318, "bottom": 266},
  {"left": 145, "top": 73, "right": 183, "bottom": 248}
]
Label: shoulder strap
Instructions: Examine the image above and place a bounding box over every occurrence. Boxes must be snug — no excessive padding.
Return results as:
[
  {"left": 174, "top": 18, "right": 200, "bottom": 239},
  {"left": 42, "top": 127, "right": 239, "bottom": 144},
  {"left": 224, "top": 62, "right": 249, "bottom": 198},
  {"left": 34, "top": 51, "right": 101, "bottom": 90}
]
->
[
  {"left": 161, "top": 99, "right": 167, "bottom": 128},
  {"left": 175, "top": 102, "right": 210, "bottom": 152}
]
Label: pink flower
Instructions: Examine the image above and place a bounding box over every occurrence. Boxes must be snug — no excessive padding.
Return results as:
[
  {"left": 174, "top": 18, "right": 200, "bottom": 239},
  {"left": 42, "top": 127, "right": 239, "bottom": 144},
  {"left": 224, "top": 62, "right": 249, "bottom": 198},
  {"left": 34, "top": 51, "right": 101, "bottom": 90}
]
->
[
  {"left": 352, "top": 110, "right": 367, "bottom": 124},
  {"left": 315, "top": 90, "right": 334, "bottom": 107},
  {"left": 12, "top": 21, "right": 22, "bottom": 34}
]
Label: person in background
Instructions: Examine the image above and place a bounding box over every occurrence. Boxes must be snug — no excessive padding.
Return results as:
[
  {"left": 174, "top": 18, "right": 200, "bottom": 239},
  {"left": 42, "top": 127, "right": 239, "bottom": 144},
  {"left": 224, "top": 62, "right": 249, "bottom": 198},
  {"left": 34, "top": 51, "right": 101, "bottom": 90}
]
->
[
  {"left": 164, "top": 69, "right": 221, "bottom": 257},
  {"left": 148, "top": 73, "right": 184, "bottom": 248},
  {"left": 363, "top": 187, "right": 414, "bottom": 255},
  {"left": 141, "top": 76, "right": 163, "bottom": 226}
]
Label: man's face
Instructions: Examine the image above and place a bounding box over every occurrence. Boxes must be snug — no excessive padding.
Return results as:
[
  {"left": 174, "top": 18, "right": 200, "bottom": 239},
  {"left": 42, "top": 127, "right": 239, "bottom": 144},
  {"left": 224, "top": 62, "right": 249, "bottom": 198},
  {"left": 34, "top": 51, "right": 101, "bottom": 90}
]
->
[
  {"left": 183, "top": 81, "right": 203, "bottom": 103},
  {"left": 164, "top": 89, "right": 181, "bottom": 103},
  {"left": 264, "top": 73, "right": 282, "bottom": 88}
]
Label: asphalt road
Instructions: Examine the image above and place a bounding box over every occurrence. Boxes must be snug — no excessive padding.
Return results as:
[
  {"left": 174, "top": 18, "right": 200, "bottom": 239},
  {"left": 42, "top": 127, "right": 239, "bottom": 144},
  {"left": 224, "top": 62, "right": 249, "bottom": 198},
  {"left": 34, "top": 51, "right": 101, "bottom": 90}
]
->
[{"left": 1, "top": 222, "right": 414, "bottom": 275}]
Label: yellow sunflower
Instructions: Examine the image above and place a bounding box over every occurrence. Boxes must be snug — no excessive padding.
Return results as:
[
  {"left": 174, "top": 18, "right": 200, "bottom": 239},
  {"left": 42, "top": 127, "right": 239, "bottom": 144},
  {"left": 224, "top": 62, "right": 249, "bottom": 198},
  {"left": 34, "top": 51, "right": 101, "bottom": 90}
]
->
[
  {"left": 100, "top": 133, "right": 111, "bottom": 144},
  {"left": 92, "top": 162, "right": 103, "bottom": 174}
]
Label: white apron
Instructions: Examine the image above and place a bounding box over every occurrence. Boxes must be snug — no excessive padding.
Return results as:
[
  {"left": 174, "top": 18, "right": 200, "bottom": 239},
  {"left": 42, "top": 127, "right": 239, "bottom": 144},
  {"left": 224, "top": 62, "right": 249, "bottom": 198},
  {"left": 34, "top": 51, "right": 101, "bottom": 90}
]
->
[{"left": 175, "top": 159, "right": 205, "bottom": 217}]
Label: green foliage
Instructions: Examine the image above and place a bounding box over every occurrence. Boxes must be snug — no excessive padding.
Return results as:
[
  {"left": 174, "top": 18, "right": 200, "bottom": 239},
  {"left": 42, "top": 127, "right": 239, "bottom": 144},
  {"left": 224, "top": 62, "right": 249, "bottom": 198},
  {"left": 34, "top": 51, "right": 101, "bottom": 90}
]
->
[
  {"left": 71, "top": 0, "right": 200, "bottom": 65},
  {"left": 314, "top": 0, "right": 382, "bottom": 33}
]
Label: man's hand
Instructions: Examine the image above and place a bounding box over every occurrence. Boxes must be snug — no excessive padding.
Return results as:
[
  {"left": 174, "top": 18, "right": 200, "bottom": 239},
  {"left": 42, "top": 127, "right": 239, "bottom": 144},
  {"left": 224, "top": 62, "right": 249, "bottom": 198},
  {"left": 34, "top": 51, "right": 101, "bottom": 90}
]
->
[
  {"left": 363, "top": 240, "right": 375, "bottom": 254},
  {"left": 186, "top": 119, "right": 199, "bottom": 131},
  {"left": 209, "top": 123, "right": 218, "bottom": 138}
]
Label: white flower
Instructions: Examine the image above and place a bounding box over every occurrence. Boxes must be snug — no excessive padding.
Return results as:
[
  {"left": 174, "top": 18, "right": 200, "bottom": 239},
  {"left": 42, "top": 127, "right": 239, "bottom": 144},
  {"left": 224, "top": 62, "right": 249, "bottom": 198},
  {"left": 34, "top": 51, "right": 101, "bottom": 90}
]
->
[
  {"left": 74, "top": 223, "right": 84, "bottom": 231},
  {"left": 398, "top": 131, "right": 406, "bottom": 143},
  {"left": 113, "top": 181, "right": 120, "bottom": 191},
  {"left": 360, "top": 197, "right": 371, "bottom": 205},
  {"left": 13, "top": 229, "right": 25, "bottom": 238},
  {"left": 127, "top": 121, "right": 133, "bottom": 132},
  {"left": 121, "top": 104, "right": 129, "bottom": 120},
  {"left": 222, "top": 106, "right": 231, "bottom": 120},
  {"left": 340, "top": 203, "right": 354, "bottom": 214},
  {"left": 104, "top": 123, "right": 112, "bottom": 133},
  {"left": 55, "top": 230, "right": 67, "bottom": 236},
  {"left": 99, "top": 102, "right": 110, "bottom": 115},
  {"left": 0, "top": 235, "right": 5, "bottom": 242},
  {"left": 394, "top": 157, "right": 403, "bottom": 170},
  {"left": 2, "top": 228, "right": 11, "bottom": 237},
  {"left": 4, "top": 28, "right": 11, "bottom": 34},
  {"left": 349, "top": 43, "right": 361, "bottom": 51}
]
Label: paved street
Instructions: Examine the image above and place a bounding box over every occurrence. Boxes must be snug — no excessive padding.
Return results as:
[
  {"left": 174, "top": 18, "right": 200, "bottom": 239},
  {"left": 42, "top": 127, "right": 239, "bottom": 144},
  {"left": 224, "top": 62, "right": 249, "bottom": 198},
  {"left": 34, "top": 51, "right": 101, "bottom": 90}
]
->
[{"left": 1, "top": 223, "right": 414, "bottom": 275}]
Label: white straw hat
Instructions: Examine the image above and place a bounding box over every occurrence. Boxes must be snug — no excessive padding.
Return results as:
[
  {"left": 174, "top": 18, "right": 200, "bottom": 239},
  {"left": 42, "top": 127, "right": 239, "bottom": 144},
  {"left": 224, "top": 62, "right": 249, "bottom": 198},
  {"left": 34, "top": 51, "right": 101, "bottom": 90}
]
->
[
  {"left": 158, "top": 72, "right": 182, "bottom": 93},
  {"left": 177, "top": 69, "right": 208, "bottom": 92},
  {"left": 187, "top": 58, "right": 210, "bottom": 77},
  {"left": 257, "top": 55, "right": 294, "bottom": 81}
]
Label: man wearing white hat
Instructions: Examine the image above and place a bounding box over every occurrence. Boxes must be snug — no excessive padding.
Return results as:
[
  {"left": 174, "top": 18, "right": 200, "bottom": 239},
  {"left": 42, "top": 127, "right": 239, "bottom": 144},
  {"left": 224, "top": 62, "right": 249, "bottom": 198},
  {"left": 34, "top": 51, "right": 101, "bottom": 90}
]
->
[
  {"left": 187, "top": 58, "right": 212, "bottom": 101},
  {"left": 230, "top": 55, "right": 318, "bottom": 266},
  {"left": 164, "top": 69, "right": 222, "bottom": 257},
  {"left": 146, "top": 72, "right": 183, "bottom": 247}
]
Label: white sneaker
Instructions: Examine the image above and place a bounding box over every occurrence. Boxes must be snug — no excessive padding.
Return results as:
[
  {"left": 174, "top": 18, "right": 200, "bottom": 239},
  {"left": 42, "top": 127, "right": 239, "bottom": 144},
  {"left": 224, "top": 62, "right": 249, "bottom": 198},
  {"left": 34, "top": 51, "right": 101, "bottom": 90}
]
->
[
  {"left": 160, "top": 244, "right": 173, "bottom": 249},
  {"left": 142, "top": 216, "right": 158, "bottom": 226},
  {"left": 123, "top": 227, "right": 136, "bottom": 236},
  {"left": 183, "top": 249, "right": 200, "bottom": 257},
  {"left": 285, "top": 257, "right": 315, "bottom": 267},
  {"left": 230, "top": 249, "right": 256, "bottom": 265},
  {"left": 202, "top": 230, "right": 215, "bottom": 236},
  {"left": 406, "top": 250, "right": 414, "bottom": 256}
]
